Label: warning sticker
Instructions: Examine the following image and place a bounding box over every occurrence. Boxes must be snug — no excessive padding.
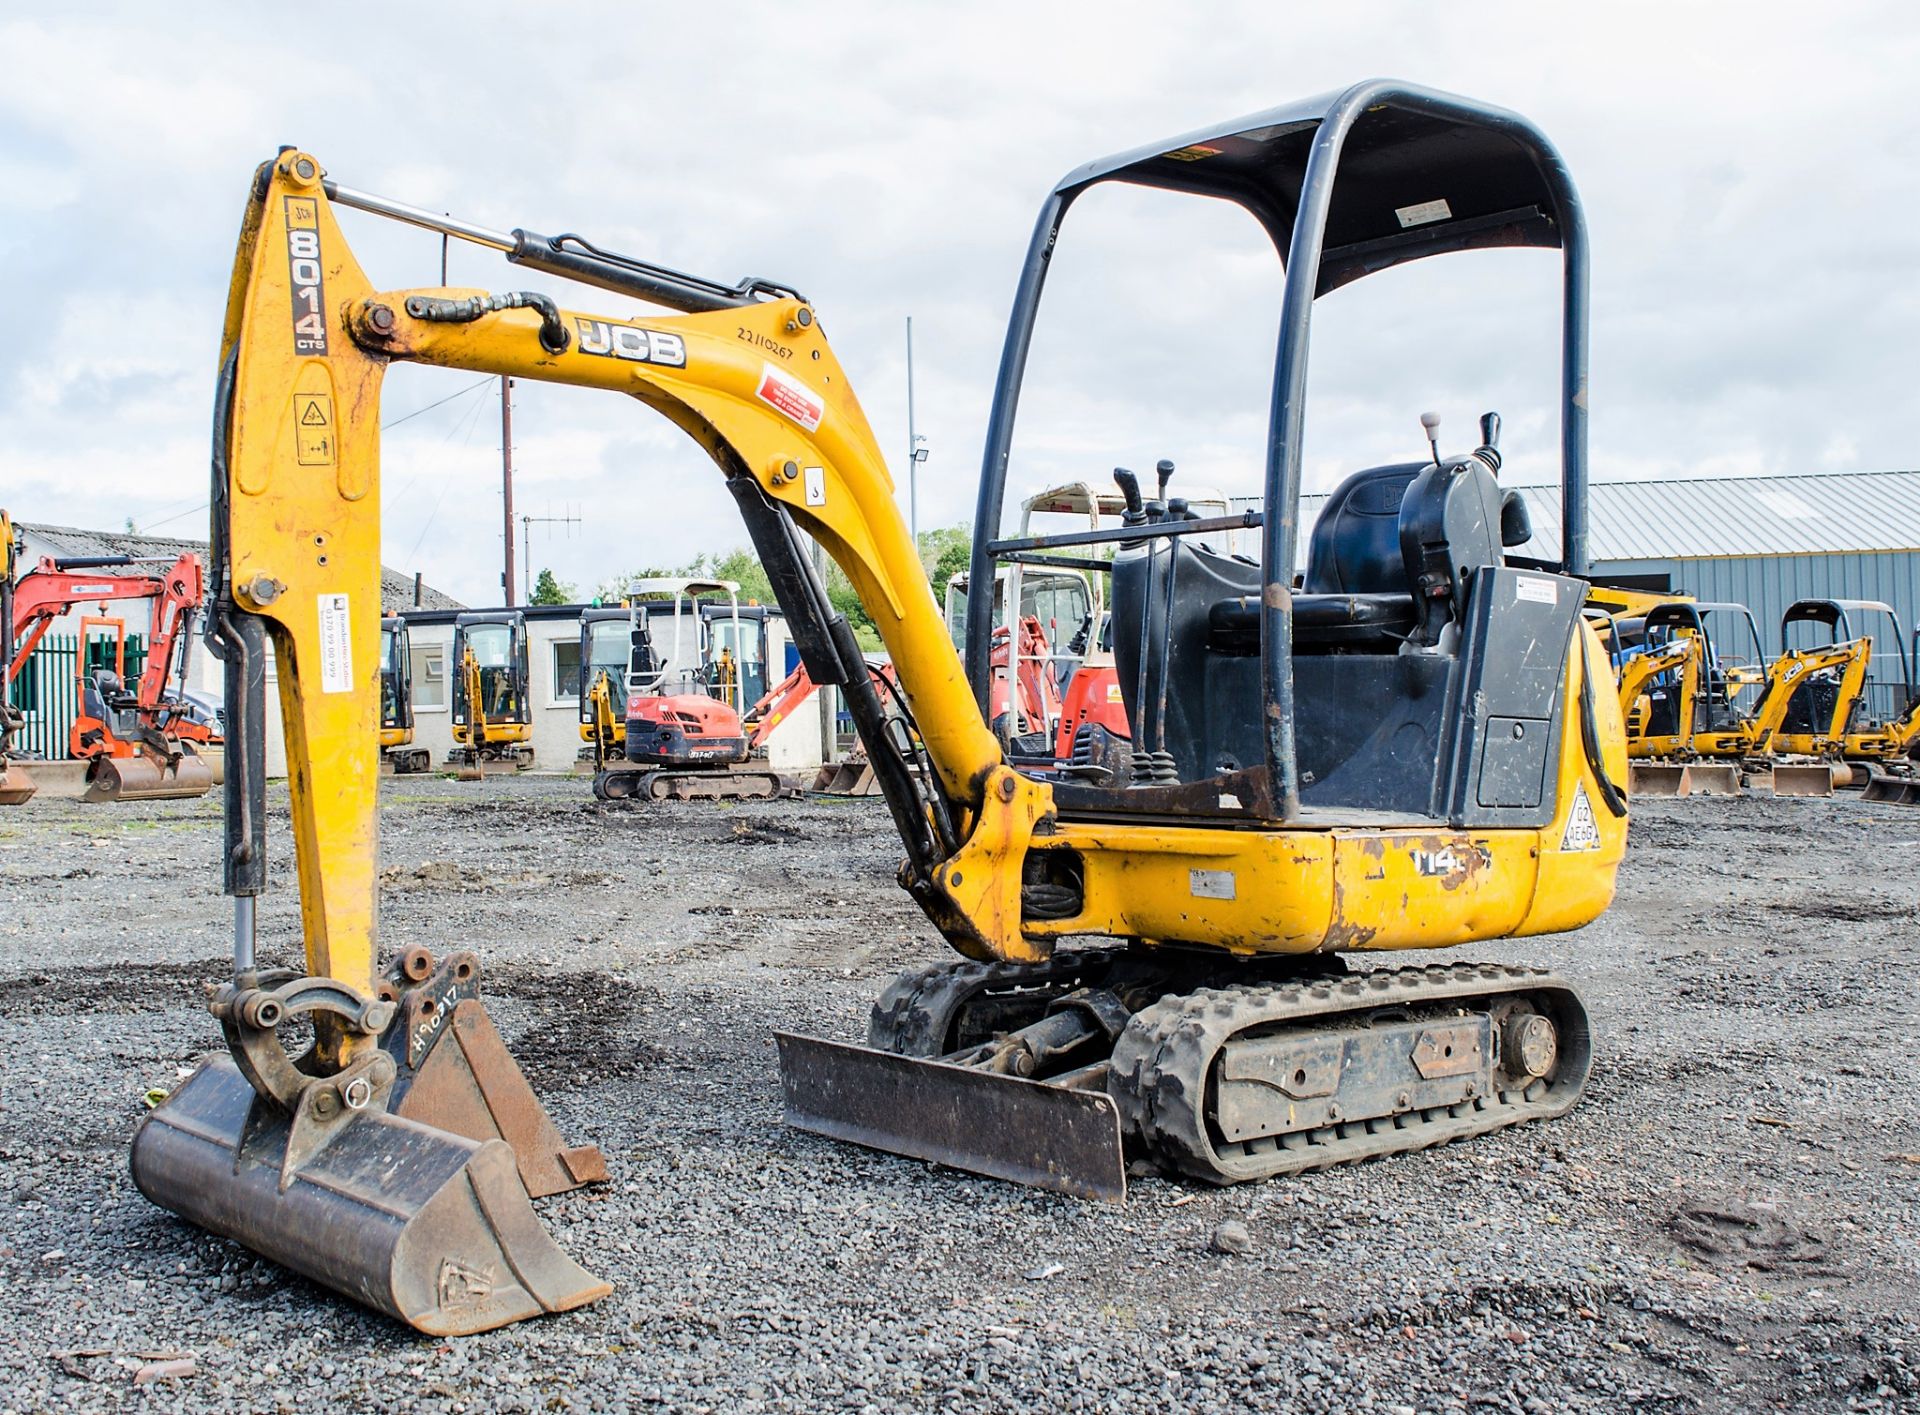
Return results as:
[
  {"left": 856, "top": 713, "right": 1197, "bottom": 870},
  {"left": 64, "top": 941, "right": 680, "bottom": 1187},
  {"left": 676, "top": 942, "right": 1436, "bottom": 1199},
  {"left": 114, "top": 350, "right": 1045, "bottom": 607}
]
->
[
  {"left": 317, "top": 593, "right": 353, "bottom": 694},
  {"left": 294, "top": 393, "right": 335, "bottom": 466},
  {"left": 1515, "top": 575, "right": 1558, "bottom": 605},
  {"left": 755, "top": 363, "right": 825, "bottom": 432},
  {"left": 1394, "top": 197, "right": 1453, "bottom": 229},
  {"left": 802, "top": 465, "right": 826, "bottom": 507},
  {"left": 1162, "top": 143, "right": 1222, "bottom": 163},
  {"left": 1560, "top": 783, "right": 1601, "bottom": 852}
]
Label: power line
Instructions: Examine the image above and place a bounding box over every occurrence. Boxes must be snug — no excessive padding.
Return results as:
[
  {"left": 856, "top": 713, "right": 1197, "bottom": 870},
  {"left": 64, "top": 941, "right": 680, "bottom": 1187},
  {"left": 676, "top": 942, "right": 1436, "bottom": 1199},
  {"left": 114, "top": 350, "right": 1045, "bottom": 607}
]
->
[{"left": 127, "top": 376, "right": 499, "bottom": 537}]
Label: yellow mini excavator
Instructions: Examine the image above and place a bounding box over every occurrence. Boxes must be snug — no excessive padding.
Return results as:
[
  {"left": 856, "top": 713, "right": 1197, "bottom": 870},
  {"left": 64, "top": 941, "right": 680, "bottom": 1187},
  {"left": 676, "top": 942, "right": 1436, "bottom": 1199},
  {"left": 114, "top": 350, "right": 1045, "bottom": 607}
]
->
[{"left": 134, "top": 83, "right": 1629, "bottom": 1336}]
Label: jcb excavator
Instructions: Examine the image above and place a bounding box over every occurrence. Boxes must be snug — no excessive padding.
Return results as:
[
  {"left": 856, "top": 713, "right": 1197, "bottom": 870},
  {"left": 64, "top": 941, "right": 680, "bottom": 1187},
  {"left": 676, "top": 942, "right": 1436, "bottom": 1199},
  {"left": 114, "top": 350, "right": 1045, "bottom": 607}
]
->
[
  {"left": 379, "top": 614, "right": 430, "bottom": 773},
  {"left": 1613, "top": 600, "right": 1769, "bottom": 796},
  {"left": 6, "top": 545, "right": 218, "bottom": 801},
  {"left": 449, "top": 610, "right": 532, "bottom": 775},
  {"left": 134, "top": 84, "right": 1627, "bottom": 1336}
]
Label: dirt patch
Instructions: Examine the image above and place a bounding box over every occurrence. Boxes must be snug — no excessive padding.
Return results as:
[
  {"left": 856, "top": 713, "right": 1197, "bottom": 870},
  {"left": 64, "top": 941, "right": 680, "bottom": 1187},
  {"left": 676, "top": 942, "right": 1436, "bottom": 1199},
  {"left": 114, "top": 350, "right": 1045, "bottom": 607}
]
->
[
  {"left": 481, "top": 962, "right": 665, "bottom": 1091},
  {"left": 1668, "top": 1198, "right": 1837, "bottom": 1273},
  {"left": 0, "top": 960, "right": 225, "bottom": 1018},
  {"left": 380, "top": 862, "right": 616, "bottom": 891}
]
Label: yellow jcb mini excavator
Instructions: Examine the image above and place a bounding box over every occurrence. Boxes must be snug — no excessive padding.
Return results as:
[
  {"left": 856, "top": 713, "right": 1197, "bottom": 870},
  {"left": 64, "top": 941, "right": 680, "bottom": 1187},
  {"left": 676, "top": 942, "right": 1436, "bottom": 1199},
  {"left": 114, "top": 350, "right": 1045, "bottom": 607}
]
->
[
  {"left": 378, "top": 613, "right": 431, "bottom": 773},
  {"left": 134, "top": 82, "right": 1628, "bottom": 1335},
  {"left": 449, "top": 610, "right": 532, "bottom": 777}
]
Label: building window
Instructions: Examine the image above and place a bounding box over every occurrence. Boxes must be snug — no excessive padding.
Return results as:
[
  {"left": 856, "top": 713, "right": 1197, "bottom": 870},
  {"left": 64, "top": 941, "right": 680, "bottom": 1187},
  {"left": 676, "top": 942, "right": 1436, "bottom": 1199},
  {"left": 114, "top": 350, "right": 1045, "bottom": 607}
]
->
[
  {"left": 552, "top": 640, "right": 582, "bottom": 702},
  {"left": 412, "top": 645, "right": 447, "bottom": 710}
]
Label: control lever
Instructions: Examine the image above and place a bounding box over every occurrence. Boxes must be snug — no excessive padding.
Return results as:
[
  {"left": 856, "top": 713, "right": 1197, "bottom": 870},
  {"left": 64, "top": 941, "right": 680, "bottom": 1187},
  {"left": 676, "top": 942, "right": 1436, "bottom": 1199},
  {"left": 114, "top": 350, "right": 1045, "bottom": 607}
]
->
[
  {"left": 1474, "top": 411, "right": 1503, "bottom": 475},
  {"left": 1147, "top": 458, "right": 1175, "bottom": 522},
  {"left": 1113, "top": 468, "right": 1146, "bottom": 526},
  {"left": 1419, "top": 412, "right": 1442, "bottom": 467}
]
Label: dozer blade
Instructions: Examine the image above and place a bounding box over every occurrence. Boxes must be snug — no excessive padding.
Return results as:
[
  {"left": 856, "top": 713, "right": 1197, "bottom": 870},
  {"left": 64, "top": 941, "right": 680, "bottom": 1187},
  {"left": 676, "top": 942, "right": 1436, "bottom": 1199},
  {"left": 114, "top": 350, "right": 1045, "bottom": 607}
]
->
[
  {"left": 775, "top": 1032, "right": 1127, "bottom": 1203},
  {"left": 82, "top": 752, "right": 214, "bottom": 802},
  {"left": 0, "top": 763, "right": 34, "bottom": 805},
  {"left": 1769, "top": 763, "right": 1834, "bottom": 797},
  {"left": 1628, "top": 762, "right": 1690, "bottom": 797},
  {"left": 1684, "top": 763, "right": 1742, "bottom": 796},
  {"left": 131, "top": 1056, "right": 611, "bottom": 1335}
]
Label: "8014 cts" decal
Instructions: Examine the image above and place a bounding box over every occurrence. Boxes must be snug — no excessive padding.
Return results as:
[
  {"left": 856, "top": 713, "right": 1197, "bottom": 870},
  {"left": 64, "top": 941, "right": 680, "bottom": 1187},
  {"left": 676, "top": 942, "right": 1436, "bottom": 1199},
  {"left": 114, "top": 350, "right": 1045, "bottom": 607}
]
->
[{"left": 284, "top": 197, "right": 328, "bottom": 356}]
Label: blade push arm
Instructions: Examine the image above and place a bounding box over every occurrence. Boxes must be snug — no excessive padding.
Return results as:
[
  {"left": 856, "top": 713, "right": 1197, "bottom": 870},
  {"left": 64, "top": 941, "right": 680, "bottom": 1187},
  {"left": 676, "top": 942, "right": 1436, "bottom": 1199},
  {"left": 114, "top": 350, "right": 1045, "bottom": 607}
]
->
[{"left": 220, "top": 151, "right": 1039, "bottom": 983}]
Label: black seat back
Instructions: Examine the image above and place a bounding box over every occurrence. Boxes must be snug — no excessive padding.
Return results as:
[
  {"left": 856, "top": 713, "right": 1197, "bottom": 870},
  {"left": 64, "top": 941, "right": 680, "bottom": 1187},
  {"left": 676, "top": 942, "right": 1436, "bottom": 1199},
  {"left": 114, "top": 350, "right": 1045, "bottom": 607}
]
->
[{"left": 1302, "top": 462, "right": 1426, "bottom": 593}]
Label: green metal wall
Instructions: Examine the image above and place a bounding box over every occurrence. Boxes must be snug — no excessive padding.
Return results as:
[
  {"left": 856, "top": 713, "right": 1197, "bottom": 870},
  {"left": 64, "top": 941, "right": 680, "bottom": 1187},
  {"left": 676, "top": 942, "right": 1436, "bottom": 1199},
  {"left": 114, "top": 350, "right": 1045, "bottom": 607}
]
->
[{"left": 6, "top": 634, "right": 148, "bottom": 760}]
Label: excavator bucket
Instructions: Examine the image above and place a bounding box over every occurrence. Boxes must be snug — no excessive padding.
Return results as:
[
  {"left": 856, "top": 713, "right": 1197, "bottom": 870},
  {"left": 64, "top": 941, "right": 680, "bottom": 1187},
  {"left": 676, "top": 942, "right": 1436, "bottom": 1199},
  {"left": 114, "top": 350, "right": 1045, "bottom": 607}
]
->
[
  {"left": 775, "top": 1032, "right": 1128, "bottom": 1203},
  {"left": 82, "top": 751, "right": 214, "bottom": 802},
  {"left": 133, "top": 950, "right": 608, "bottom": 1334},
  {"left": 0, "top": 762, "right": 34, "bottom": 805},
  {"left": 1860, "top": 766, "right": 1920, "bottom": 805},
  {"left": 1627, "top": 762, "right": 1690, "bottom": 796},
  {"left": 1684, "top": 763, "right": 1742, "bottom": 796},
  {"left": 1768, "top": 763, "right": 1834, "bottom": 797},
  {"left": 131, "top": 1056, "right": 609, "bottom": 1336}
]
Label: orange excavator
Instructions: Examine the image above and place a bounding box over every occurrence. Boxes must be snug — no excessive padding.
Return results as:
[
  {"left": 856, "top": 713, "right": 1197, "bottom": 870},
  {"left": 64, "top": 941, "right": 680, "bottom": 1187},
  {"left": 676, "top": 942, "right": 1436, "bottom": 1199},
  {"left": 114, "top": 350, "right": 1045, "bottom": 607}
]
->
[{"left": 5, "top": 544, "right": 217, "bottom": 801}]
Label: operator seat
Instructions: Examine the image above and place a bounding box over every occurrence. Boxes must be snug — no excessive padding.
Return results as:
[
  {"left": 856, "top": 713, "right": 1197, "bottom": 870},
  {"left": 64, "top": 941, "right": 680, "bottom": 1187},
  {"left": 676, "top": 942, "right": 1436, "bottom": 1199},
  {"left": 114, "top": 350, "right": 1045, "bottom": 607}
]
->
[{"left": 1207, "top": 462, "right": 1425, "bottom": 653}]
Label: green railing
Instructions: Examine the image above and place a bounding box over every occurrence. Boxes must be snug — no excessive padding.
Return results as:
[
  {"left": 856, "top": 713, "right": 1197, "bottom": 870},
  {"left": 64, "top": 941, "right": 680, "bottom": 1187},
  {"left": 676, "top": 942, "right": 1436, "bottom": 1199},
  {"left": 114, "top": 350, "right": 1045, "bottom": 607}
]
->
[{"left": 6, "top": 634, "right": 148, "bottom": 760}]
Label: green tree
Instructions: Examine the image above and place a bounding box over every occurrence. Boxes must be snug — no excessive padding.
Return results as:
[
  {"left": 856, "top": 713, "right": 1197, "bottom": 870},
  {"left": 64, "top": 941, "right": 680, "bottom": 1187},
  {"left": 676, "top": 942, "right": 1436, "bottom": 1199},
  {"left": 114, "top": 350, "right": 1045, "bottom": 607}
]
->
[
  {"left": 529, "top": 567, "right": 575, "bottom": 605},
  {"left": 919, "top": 522, "right": 973, "bottom": 593}
]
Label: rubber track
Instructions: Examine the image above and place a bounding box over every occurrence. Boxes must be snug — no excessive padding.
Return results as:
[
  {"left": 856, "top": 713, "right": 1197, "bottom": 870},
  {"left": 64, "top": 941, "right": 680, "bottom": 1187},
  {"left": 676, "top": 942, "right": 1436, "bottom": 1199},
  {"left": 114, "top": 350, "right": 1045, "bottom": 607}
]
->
[{"left": 1108, "top": 961, "right": 1590, "bottom": 1186}]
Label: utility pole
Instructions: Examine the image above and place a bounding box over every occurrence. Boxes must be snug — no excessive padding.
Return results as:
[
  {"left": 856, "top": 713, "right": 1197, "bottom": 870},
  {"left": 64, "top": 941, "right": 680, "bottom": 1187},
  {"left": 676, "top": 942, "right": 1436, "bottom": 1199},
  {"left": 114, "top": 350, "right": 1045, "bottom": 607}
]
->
[
  {"left": 905, "top": 316, "right": 918, "bottom": 545},
  {"left": 500, "top": 376, "right": 516, "bottom": 607}
]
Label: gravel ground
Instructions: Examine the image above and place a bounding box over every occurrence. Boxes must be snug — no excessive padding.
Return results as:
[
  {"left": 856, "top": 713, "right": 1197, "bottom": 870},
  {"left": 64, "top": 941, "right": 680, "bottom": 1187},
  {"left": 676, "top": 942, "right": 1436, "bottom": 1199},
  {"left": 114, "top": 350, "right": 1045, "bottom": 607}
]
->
[{"left": 1, "top": 776, "right": 1917, "bottom": 1413}]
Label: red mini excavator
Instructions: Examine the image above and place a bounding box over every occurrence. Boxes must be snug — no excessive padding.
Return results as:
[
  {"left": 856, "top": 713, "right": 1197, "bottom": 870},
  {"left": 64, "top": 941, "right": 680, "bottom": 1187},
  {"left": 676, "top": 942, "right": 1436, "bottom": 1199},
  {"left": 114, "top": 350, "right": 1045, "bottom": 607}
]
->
[{"left": 6, "top": 547, "right": 217, "bottom": 801}]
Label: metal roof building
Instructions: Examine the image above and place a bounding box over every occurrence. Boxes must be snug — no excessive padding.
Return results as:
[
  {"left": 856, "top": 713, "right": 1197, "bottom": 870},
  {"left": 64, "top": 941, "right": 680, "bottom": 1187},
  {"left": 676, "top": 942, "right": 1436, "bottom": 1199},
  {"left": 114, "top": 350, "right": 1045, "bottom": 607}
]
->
[{"left": 1292, "top": 468, "right": 1920, "bottom": 656}]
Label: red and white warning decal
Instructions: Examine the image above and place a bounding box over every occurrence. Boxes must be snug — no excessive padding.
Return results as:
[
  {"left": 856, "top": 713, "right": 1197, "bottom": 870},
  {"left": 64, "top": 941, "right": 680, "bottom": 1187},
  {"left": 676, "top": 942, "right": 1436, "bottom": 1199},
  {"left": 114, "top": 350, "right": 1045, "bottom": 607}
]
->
[{"left": 755, "top": 362, "right": 825, "bottom": 432}]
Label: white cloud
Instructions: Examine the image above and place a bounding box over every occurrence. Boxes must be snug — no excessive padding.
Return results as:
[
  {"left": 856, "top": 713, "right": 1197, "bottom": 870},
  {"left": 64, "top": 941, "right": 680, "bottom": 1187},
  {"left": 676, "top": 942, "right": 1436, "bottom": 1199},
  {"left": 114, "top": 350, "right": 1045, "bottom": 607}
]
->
[{"left": 2, "top": 1, "right": 1916, "bottom": 604}]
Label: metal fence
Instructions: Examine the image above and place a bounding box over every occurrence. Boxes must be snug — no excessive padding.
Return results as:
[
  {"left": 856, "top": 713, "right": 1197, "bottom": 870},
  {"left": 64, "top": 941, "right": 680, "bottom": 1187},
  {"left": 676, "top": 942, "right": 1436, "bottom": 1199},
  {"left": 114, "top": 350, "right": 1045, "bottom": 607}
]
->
[{"left": 6, "top": 634, "right": 147, "bottom": 760}]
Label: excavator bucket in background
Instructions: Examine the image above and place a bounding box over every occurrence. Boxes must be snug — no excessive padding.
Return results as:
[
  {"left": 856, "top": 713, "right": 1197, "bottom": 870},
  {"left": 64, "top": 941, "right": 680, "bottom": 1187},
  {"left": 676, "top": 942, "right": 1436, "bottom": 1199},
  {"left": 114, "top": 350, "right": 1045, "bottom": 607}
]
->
[
  {"left": 81, "top": 750, "right": 214, "bottom": 803},
  {"left": 1860, "top": 765, "right": 1920, "bottom": 805},
  {"left": 1684, "top": 764, "right": 1742, "bottom": 795},
  {"left": 1628, "top": 762, "right": 1690, "bottom": 796},
  {"left": 0, "top": 761, "right": 34, "bottom": 805},
  {"left": 1768, "top": 763, "right": 1835, "bottom": 797}
]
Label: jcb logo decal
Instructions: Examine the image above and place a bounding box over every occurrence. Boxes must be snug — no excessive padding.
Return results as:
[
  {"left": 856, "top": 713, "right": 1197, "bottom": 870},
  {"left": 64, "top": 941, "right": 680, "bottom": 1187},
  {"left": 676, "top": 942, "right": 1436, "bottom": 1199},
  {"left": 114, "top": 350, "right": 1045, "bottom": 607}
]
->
[
  {"left": 284, "top": 198, "right": 328, "bottom": 356},
  {"left": 575, "top": 318, "right": 687, "bottom": 368}
]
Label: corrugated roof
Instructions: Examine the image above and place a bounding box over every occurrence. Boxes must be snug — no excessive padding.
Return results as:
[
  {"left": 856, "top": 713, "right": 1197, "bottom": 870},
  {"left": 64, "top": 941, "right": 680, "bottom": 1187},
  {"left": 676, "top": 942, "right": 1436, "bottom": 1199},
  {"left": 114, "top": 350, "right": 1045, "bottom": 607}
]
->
[
  {"left": 1286, "top": 468, "right": 1920, "bottom": 563},
  {"left": 16, "top": 522, "right": 465, "bottom": 612}
]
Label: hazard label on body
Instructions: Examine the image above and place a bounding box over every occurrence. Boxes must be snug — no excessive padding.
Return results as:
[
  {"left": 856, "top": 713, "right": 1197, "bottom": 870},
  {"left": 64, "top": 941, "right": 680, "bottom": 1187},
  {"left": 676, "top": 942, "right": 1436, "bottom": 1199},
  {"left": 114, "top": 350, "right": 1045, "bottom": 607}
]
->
[
  {"left": 294, "top": 393, "right": 335, "bottom": 466},
  {"left": 1560, "top": 783, "right": 1601, "bottom": 851}
]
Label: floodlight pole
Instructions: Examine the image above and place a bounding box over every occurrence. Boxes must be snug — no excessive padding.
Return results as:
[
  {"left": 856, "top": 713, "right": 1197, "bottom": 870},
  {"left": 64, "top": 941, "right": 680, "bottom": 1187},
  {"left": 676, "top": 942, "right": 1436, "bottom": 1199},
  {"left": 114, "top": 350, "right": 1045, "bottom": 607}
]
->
[{"left": 906, "top": 316, "right": 918, "bottom": 546}]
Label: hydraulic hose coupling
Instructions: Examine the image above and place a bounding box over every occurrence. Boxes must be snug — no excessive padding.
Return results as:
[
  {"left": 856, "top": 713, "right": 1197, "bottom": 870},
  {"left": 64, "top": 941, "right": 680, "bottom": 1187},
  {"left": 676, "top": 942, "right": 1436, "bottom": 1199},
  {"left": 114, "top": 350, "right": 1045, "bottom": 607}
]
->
[{"left": 403, "top": 291, "right": 571, "bottom": 354}]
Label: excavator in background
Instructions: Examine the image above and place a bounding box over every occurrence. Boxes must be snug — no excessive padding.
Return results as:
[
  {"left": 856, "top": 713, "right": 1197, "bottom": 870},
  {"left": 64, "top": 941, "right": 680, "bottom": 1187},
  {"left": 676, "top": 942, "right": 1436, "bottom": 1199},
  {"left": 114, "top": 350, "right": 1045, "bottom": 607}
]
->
[
  {"left": 1612, "top": 600, "right": 1768, "bottom": 796},
  {"left": 378, "top": 614, "right": 430, "bottom": 773},
  {"left": 593, "top": 578, "right": 783, "bottom": 800},
  {"left": 6, "top": 543, "right": 217, "bottom": 801},
  {"left": 1771, "top": 598, "right": 1920, "bottom": 802},
  {"left": 134, "top": 89, "right": 1628, "bottom": 1334},
  {"left": 449, "top": 610, "right": 532, "bottom": 777},
  {"left": 0, "top": 511, "right": 32, "bottom": 803}
]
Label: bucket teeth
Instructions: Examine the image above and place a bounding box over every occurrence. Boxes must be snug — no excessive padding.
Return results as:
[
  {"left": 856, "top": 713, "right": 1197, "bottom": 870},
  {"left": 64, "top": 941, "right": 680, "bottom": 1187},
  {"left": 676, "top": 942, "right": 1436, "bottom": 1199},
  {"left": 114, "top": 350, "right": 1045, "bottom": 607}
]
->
[{"left": 131, "top": 1056, "right": 611, "bottom": 1335}]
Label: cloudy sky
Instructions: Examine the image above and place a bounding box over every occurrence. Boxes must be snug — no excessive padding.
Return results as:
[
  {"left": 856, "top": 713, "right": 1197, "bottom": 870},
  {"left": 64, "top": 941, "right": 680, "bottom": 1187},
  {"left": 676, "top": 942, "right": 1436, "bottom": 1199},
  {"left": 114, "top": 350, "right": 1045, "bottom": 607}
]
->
[{"left": 3, "top": 3, "right": 1915, "bottom": 606}]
